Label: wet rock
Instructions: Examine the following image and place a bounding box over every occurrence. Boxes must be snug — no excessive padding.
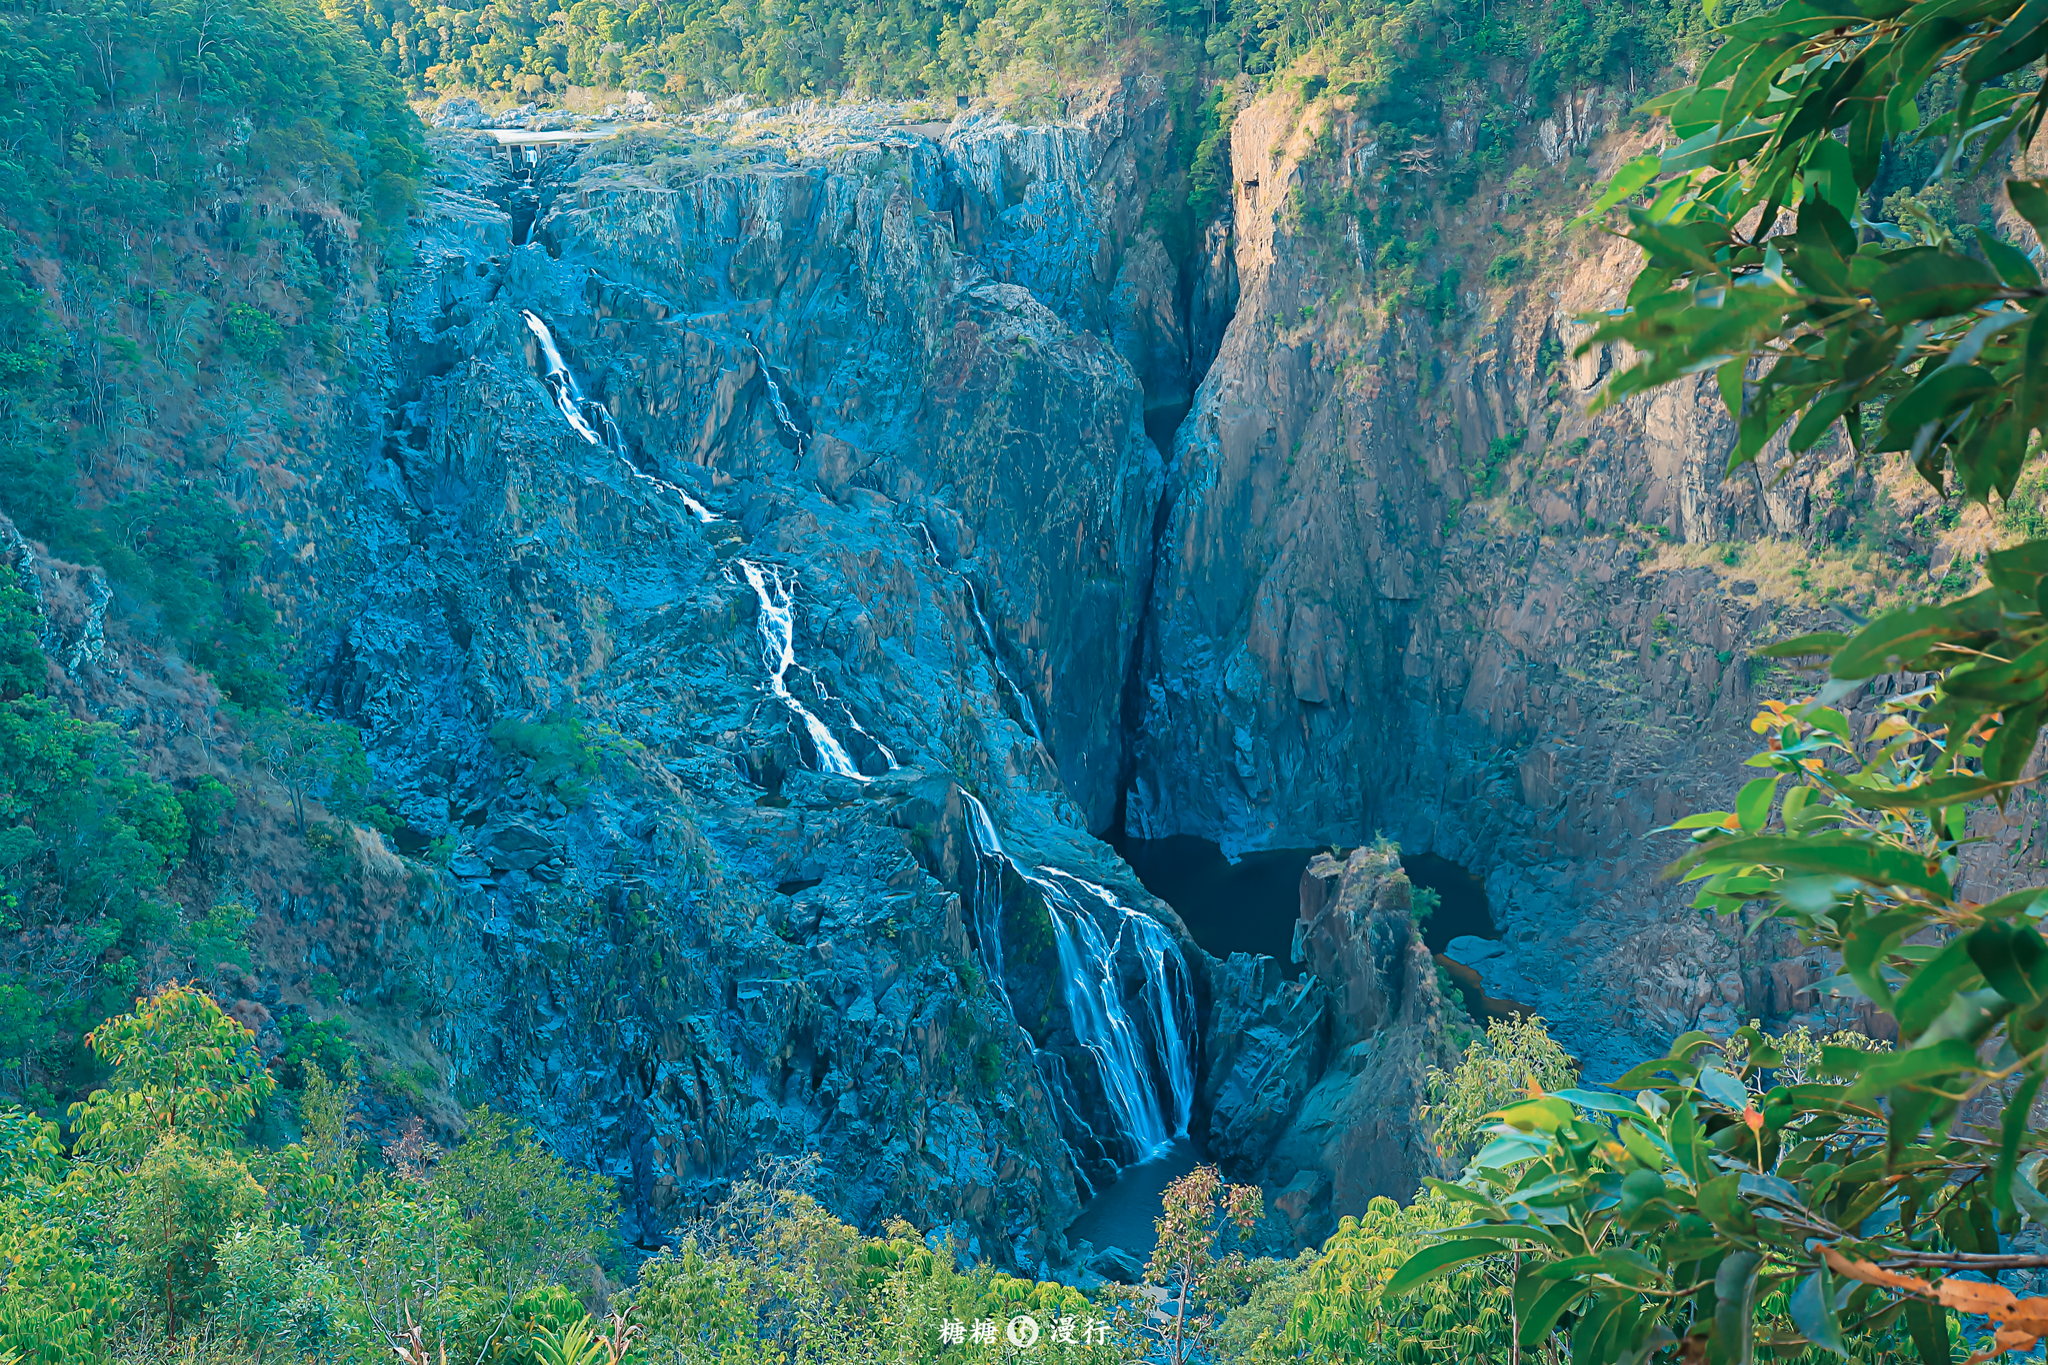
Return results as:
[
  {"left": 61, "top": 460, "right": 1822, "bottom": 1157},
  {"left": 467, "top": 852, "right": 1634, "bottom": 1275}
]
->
[
  {"left": 297, "top": 100, "right": 1210, "bottom": 1267},
  {"left": 1201, "top": 847, "right": 1457, "bottom": 1245}
]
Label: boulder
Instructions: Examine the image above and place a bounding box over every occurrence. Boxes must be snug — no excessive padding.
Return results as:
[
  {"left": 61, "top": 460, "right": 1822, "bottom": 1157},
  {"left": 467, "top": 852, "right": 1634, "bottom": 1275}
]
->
[
  {"left": 432, "top": 96, "right": 485, "bottom": 130},
  {"left": 1086, "top": 1245, "right": 1145, "bottom": 1284}
]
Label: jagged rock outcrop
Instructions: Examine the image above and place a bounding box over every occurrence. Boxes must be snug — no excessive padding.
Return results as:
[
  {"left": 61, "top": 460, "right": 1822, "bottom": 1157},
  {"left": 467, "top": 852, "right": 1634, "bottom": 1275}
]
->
[{"left": 1200, "top": 844, "right": 1455, "bottom": 1244}]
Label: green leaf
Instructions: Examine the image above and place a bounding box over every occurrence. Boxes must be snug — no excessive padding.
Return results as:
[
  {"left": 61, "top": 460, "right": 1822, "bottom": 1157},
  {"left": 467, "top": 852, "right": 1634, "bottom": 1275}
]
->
[
  {"left": 1671, "top": 832, "right": 1954, "bottom": 899},
  {"left": 1715, "top": 1250, "right": 1764, "bottom": 1365},
  {"left": 1829, "top": 605, "right": 1971, "bottom": 678},
  {"left": 1968, "top": 921, "right": 2048, "bottom": 1013},
  {"left": 1844, "top": 1037, "right": 1983, "bottom": 1103},
  {"left": 1875, "top": 364, "right": 2001, "bottom": 451},
  {"left": 1699, "top": 1066, "right": 1750, "bottom": 1111},
  {"left": 1978, "top": 229, "right": 2043, "bottom": 289},
  {"left": 1699, "top": 1171, "right": 1757, "bottom": 1238},
  {"left": 1963, "top": 0, "right": 2048, "bottom": 82},
  {"left": 1734, "top": 775, "right": 1778, "bottom": 833},
  {"left": 1579, "top": 155, "right": 1664, "bottom": 224},
  {"left": 2010, "top": 179, "right": 2048, "bottom": 239},
  {"left": 1385, "top": 1239, "right": 1511, "bottom": 1296},
  {"left": 2017, "top": 1153, "right": 2048, "bottom": 1224},
  {"left": 1870, "top": 252, "right": 2004, "bottom": 322},
  {"left": 1790, "top": 1267, "right": 1849, "bottom": 1359},
  {"left": 1996, "top": 1070, "right": 2045, "bottom": 1215},
  {"left": 1976, "top": 886, "right": 2048, "bottom": 921},
  {"left": 1758, "top": 630, "right": 1850, "bottom": 659},
  {"left": 1670, "top": 1100, "right": 1713, "bottom": 1187},
  {"left": 1550, "top": 1088, "right": 1647, "bottom": 1118},
  {"left": 1905, "top": 1298, "right": 1952, "bottom": 1365},
  {"left": 1421, "top": 1177, "right": 1509, "bottom": 1218},
  {"left": 1518, "top": 1278, "right": 1587, "bottom": 1349},
  {"left": 1830, "top": 771, "right": 2020, "bottom": 811},
  {"left": 1892, "top": 935, "right": 1985, "bottom": 1038},
  {"left": 1985, "top": 702, "right": 2048, "bottom": 785},
  {"left": 1722, "top": 38, "right": 1804, "bottom": 135},
  {"left": 1572, "top": 1292, "right": 1630, "bottom": 1360}
]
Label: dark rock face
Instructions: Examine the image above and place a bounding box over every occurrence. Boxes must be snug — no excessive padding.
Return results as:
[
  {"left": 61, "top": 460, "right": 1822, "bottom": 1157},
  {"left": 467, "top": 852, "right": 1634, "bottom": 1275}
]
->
[
  {"left": 1200, "top": 846, "right": 1455, "bottom": 1244},
  {"left": 299, "top": 94, "right": 1226, "bottom": 1271},
  {"left": 169, "top": 69, "right": 2002, "bottom": 1270},
  {"left": 1122, "top": 87, "right": 1981, "bottom": 1080}
]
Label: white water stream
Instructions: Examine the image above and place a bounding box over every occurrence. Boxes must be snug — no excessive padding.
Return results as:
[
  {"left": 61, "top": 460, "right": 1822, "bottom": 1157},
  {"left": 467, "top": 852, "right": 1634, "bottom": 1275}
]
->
[
  {"left": 1049, "top": 870, "right": 1197, "bottom": 1139},
  {"left": 520, "top": 309, "right": 719, "bottom": 524},
  {"left": 752, "top": 345, "right": 809, "bottom": 453},
  {"left": 958, "top": 794, "right": 1196, "bottom": 1166},
  {"left": 735, "top": 559, "right": 868, "bottom": 782},
  {"left": 916, "top": 524, "right": 1046, "bottom": 747}
]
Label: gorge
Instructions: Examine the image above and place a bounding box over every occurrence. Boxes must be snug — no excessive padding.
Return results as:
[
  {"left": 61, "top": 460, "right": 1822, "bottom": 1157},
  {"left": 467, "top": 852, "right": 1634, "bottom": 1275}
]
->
[{"left": 5, "top": 46, "right": 2036, "bottom": 1295}]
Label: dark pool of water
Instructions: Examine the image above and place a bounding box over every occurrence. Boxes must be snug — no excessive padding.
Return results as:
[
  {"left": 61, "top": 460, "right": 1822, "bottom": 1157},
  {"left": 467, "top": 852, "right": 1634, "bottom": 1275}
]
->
[
  {"left": 1400, "top": 852, "right": 1496, "bottom": 952},
  {"left": 1108, "top": 832, "right": 1501, "bottom": 967},
  {"left": 1064, "top": 1137, "right": 1200, "bottom": 1257},
  {"left": 1109, "top": 834, "right": 1318, "bottom": 963}
]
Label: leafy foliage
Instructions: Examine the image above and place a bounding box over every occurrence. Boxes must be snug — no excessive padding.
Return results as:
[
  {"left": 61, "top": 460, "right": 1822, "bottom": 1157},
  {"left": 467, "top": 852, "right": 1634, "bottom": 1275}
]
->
[
  {"left": 1423, "top": 1013, "right": 1580, "bottom": 1166},
  {"left": 621, "top": 1165, "right": 1146, "bottom": 1365},
  {"left": 432, "top": 1106, "right": 618, "bottom": 1293},
  {"left": 1386, "top": 0, "right": 2048, "bottom": 1355},
  {"left": 1145, "top": 1165, "right": 1266, "bottom": 1365},
  {"left": 1575, "top": 0, "right": 2048, "bottom": 509},
  {"left": 68, "top": 983, "right": 277, "bottom": 1161},
  {"left": 1288, "top": 1192, "right": 1516, "bottom": 1365}
]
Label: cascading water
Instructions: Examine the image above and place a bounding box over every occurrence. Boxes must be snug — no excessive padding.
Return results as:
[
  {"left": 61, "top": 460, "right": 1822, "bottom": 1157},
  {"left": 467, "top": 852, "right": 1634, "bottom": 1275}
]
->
[
  {"left": 961, "top": 793, "right": 1015, "bottom": 1010},
  {"left": 1070, "top": 876, "right": 1198, "bottom": 1137},
  {"left": 916, "top": 523, "right": 1046, "bottom": 748},
  {"left": 735, "top": 559, "right": 868, "bottom": 782},
  {"left": 1026, "top": 870, "right": 1175, "bottom": 1160},
  {"left": 519, "top": 309, "right": 719, "bottom": 524},
  {"left": 752, "top": 345, "right": 809, "bottom": 454},
  {"left": 965, "top": 580, "right": 1045, "bottom": 745}
]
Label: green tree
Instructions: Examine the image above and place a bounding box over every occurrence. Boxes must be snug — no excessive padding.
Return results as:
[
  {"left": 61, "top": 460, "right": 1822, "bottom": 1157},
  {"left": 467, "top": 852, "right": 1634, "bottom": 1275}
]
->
[
  {"left": 245, "top": 707, "right": 389, "bottom": 837},
  {"left": 112, "top": 1133, "right": 266, "bottom": 1331},
  {"left": 1287, "top": 1193, "right": 1514, "bottom": 1365},
  {"left": 1423, "top": 1013, "right": 1580, "bottom": 1167},
  {"left": 1391, "top": 0, "right": 2048, "bottom": 1354},
  {"left": 432, "top": 1106, "right": 619, "bottom": 1293},
  {"left": 67, "top": 983, "right": 277, "bottom": 1161},
  {"left": 1144, "top": 1164, "right": 1265, "bottom": 1365}
]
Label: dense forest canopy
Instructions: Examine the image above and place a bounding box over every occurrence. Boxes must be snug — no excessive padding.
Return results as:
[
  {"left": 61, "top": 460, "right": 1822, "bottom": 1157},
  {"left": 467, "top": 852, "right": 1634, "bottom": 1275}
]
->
[{"left": 334, "top": 0, "right": 1702, "bottom": 119}]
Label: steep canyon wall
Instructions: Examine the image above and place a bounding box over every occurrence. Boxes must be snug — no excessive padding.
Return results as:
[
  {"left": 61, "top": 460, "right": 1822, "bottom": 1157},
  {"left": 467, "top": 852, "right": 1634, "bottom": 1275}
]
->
[{"left": 20, "top": 66, "right": 2028, "bottom": 1268}]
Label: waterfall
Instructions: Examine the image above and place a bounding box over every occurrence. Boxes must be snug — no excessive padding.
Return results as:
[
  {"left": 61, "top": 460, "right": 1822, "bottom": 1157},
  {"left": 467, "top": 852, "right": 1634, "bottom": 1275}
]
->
[
  {"left": 1120, "top": 897, "right": 1197, "bottom": 1136},
  {"left": 957, "top": 796, "right": 1195, "bottom": 1174},
  {"left": 1027, "top": 871, "right": 1173, "bottom": 1159},
  {"left": 964, "top": 580, "right": 1045, "bottom": 745},
  {"left": 1043, "top": 870, "right": 1197, "bottom": 1141},
  {"left": 961, "top": 793, "right": 1014, "bottom": 1010},
  {"left": 521, "top": 309, "right": 609, "bottom": 447},
  {"left": 916, "top": 522, "right": 1045, "bottom": 748},
  {"left": 751, "top": 345, "right": 809, "bottom": 454},
  {"left": 735, "top": 559, "right": 867, "bottom": 782},
  {"left": 520, "top": 308, "right": 719, "bottom": 524}
]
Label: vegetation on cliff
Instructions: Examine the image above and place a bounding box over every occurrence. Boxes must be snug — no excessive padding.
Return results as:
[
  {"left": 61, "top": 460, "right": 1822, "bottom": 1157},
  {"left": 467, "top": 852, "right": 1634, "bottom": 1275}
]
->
[
  {"left": 1380, "top": 0, "right": 2048, "bottom": 1358},
  {"left": 0, "top": 0, "right": 424, "bottom": 1109}
]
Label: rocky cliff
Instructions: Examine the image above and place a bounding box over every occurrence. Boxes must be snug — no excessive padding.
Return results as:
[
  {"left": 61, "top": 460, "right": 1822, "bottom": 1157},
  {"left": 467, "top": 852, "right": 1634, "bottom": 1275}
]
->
[
  {"left": 19, "top": 60, "right": 2029, "bottom": 1271},
  {"left": 284, "top": 88, "right": 1238, "bottom": 1270},
  {"left": 1126, "top": 80, "right": 2037, "bottom": 1084}
]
